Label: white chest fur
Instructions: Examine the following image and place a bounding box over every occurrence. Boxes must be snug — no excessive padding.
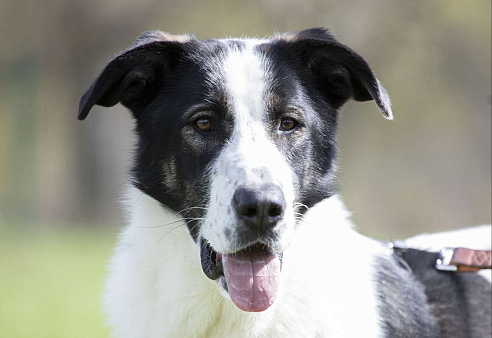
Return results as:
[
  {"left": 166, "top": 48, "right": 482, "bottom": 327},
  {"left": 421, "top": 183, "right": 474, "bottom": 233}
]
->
[{"left": 104, "top": 188, "right": 383, "bottom": 337}]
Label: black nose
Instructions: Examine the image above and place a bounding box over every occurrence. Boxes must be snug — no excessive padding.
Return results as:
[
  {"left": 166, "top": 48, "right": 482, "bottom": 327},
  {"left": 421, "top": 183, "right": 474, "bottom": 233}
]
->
[{"left": 233, "top": 185, "right": 286, "bottom": 231}]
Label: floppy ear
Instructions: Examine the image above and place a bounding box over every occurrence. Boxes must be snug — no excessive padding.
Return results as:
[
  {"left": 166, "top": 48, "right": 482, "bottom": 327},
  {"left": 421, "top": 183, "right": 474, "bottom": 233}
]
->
[
  {"left": 78, "top": 31, "right": 193, "bottom": 120},
  {"left": 285, "top": 28, "right": 392, "bottom": 119}
]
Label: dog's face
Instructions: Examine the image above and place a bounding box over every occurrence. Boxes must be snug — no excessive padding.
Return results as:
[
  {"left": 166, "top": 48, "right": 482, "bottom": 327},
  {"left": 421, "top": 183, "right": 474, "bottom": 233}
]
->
[{"left": 79, "top": 28, "right": 391, "bottom": 312}]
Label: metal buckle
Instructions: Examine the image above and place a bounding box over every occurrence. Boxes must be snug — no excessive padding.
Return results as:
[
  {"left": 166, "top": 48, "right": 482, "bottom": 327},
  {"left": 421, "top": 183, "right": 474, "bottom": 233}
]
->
[{"left": 435, "top": 247, "right": 457, "bottom": 271}]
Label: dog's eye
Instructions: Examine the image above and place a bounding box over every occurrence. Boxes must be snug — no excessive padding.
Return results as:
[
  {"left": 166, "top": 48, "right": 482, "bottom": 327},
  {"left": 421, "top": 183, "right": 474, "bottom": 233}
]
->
[
  {"left": 280, "top": 118, "right": 297, "bottom": 131},
  {"left": 195, "top": 118, "right": 213, "bottom": 132}
]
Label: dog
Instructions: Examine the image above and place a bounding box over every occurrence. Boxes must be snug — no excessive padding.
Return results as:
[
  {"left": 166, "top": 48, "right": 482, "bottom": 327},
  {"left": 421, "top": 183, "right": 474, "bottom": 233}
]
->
[{"left": 78, "top": 28, "right": 491, "bottom": 337}]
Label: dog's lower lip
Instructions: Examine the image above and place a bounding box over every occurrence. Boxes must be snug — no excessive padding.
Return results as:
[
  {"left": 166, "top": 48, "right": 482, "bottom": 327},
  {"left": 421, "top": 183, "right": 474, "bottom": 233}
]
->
[{"left": 200, "top": 240, "right": 223, "bottom": 280}]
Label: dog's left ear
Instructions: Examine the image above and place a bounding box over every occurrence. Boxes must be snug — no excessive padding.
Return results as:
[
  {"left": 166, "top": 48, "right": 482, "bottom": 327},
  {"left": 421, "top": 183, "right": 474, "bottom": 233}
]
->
[{"left": 284, "top": 28, "right": 393, "bottom": 119}]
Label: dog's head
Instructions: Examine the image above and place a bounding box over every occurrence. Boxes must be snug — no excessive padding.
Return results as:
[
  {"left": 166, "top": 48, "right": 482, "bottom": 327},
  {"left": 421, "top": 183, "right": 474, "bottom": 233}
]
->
[{"left": 79, "top": 28, "right": 391, "bottom": 312}]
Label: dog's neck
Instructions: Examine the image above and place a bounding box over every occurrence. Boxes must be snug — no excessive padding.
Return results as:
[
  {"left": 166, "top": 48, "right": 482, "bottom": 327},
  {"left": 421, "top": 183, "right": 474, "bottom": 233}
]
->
[{"left": 105, "top": 186, "right": 383, "bottom": 337}]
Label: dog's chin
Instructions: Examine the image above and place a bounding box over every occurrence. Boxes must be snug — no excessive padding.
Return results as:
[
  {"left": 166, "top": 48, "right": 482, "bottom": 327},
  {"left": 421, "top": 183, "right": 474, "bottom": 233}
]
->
[{"left": 200, "top": 239, "right": 283, "bottom": 312}]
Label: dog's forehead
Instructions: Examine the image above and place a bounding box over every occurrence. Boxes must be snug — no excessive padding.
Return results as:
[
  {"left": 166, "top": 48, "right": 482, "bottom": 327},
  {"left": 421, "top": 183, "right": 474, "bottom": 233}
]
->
[
  {"left": 191, "top": 38, "right": 285, "bottom": 118},
  {"left": 197, "top": 39, "right": 269, "bottom": 81},
  {"left": 222, "top": 41, "right": 270, "bottom": 118}
]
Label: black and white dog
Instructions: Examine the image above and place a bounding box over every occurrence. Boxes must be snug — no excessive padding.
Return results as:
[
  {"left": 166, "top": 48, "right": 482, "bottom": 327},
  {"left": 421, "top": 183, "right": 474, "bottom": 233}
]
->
[{"left": 79, "top": 29, "right": 491, "bottom": 337}]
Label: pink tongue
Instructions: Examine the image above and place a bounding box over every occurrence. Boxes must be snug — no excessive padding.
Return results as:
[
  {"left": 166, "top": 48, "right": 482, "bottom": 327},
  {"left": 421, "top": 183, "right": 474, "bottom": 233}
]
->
[{"left": 222, "top": 247, "right": 280, "bottom": 312}]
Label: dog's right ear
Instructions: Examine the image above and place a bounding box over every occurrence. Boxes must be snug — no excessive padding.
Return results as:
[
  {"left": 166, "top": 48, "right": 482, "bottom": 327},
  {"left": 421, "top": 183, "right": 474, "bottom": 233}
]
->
[
  {"left": 78, "top": 31, "right": 193, "bottom": 120},
  {"left": 277, "top": 28, "right": 393, "bottom": 120}
]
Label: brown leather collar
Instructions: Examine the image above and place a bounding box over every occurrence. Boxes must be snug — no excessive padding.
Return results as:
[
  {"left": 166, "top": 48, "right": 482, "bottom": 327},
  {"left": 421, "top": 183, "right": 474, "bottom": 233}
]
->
[
  {"left": 436, "top": 247, "right": 492, "bottom": 272},
  {"left": 390, "top": 241, "right": 492, "bottom": 273}
]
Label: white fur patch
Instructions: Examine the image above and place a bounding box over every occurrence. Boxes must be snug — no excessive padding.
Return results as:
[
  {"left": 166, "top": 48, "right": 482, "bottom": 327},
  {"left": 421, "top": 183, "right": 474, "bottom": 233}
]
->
[
  {"left": 201, "top": 42, "right": 296, "bottom": 254},
  {"left": 104, "top": 188, "right": 220, "bottom": 337}
]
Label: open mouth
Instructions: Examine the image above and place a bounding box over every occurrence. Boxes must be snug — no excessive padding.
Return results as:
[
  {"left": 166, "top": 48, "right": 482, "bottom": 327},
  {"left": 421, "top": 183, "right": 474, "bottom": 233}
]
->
[{"left": 200, "top": 239, "right": 283, "bottom": 312}]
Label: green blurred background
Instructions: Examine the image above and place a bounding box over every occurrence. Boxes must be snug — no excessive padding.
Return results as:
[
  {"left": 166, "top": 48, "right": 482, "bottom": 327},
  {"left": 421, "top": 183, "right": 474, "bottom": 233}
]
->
[{"left": 0, "top": 1, "right": 490, "bottom": 337}]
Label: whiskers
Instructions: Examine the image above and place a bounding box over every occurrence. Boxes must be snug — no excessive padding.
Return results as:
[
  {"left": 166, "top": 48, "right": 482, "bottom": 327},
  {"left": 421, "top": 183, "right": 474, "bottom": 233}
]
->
[
  {"left": 174, "top": 206, "right": 207, "bottom": 217},
  {"left": 293, "top": 202, "right": 310, "bottom": 212},
  {"left": 133, "top": 217, "right": 203, "bottom": 229},
  {"left": 129, "top": 205, "right": 207, "bottom": 243},
  {"left": 293, "top": 212, "right": 309, "bottom": 226},
  {"left": 293, "top": 202, "right": 310, "bottom": 226},
  {"left": 129, "top": 201, "right": 310, "bottom": 245},
  {"left": 157, "top": 218, "right": 203, "bottom": 243}
]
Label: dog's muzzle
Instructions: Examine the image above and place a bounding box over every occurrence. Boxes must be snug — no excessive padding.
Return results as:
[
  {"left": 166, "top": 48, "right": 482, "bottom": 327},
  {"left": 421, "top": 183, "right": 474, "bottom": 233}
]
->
[{"left": 200, "top": 185, "right": 287, "bottom": 312}]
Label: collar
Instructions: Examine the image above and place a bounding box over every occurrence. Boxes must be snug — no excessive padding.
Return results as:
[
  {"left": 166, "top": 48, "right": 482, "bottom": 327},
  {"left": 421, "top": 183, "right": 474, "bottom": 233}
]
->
[{"left": 389, "top": 241, "right": 492, "bottom": 273}]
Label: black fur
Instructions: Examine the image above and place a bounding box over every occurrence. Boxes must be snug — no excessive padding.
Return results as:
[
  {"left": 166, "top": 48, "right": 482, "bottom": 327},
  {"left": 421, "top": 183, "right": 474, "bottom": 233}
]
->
[
  {"left": 383, "top": 248, "right": 492, "bottom": 338},
  {"left": 376, "top": 254, "right": 440, "bottom": 337}
]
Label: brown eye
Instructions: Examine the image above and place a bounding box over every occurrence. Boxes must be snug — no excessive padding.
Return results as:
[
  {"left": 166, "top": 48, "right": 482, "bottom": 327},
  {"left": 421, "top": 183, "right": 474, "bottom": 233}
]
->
[
  {"left": 280, "top": 118, "right": 296, "bottom": 131},
  {"left": 195, "top": 118, "right": 212, "bottom": 132}
]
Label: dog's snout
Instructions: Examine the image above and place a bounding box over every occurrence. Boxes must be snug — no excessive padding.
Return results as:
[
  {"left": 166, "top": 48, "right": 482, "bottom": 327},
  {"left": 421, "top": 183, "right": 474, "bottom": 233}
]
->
[{"left": 233, "top": 185, "right": 286, "bottom": 231}]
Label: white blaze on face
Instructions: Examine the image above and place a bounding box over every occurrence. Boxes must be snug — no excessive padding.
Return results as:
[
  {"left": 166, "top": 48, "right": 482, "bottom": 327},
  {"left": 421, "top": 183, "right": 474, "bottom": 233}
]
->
[{"left": 201, "top": 41, "right": 296, "bottom": 254}]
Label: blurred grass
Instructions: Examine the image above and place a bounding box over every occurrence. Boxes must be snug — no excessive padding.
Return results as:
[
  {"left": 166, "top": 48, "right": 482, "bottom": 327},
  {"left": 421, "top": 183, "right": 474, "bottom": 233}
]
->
[{"left": 0, "top": 223, "right": 117, "bottom": 338}]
